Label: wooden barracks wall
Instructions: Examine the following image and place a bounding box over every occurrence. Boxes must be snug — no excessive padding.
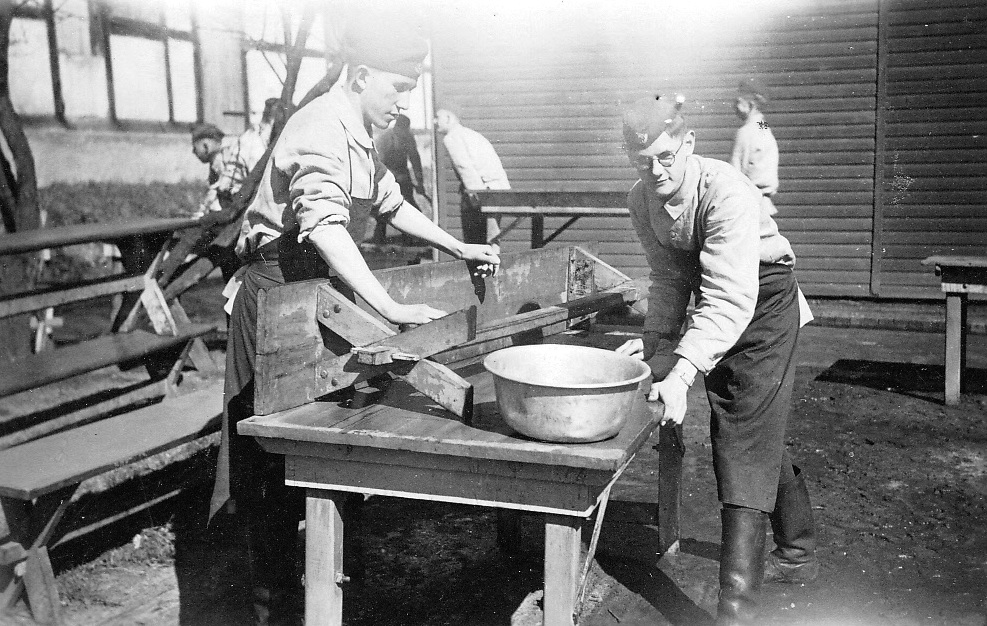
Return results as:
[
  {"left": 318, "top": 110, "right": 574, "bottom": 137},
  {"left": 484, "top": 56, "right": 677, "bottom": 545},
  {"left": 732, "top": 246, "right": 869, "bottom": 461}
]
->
[{"left": 430, "top": 0, "right": 987, "bottom": 299}]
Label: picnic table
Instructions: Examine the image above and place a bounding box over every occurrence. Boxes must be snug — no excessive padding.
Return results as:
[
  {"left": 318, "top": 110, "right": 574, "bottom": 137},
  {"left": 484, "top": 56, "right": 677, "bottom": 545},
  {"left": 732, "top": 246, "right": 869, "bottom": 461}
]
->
[
  {"left": 922, "top": 255, "right": 987, "bottom": 405},
  {"left": 240, "top": 332, "right": 670, "bottom": 626},
  {"left": 477, "top": 191, "right": 628, "bottom": 248},
  {"left": 0, "top": 216, "right": 221, "bottom": 623},
  {"left": 236, "top": 246, "right": 681, "bottom": 626}
]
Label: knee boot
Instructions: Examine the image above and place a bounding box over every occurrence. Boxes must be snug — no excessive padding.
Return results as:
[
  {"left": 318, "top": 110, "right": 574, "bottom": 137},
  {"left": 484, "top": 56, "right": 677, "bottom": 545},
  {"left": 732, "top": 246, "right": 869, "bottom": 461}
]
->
[
  {"left": 716, "top": 507, "right": 766, "bottom": 626},
  {"left": 764, "top": 466, "right": 819, "bottom": 584}
]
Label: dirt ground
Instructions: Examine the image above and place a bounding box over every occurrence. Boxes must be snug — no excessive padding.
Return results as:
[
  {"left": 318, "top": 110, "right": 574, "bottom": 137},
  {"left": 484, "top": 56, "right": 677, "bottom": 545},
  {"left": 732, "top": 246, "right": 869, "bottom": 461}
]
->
[{"left": 2, "top": 285, "right": 986, "bottom": 626}]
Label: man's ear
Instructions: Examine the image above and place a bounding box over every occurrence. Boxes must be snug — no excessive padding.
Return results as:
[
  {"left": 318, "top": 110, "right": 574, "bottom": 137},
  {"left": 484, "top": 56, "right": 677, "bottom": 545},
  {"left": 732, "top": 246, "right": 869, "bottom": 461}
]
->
[
  {"left": 352, "top": 65, "right": 371, "bottom": 93},
  {"left": 683, "top": 130, "right": 697, "bottom": 155}
]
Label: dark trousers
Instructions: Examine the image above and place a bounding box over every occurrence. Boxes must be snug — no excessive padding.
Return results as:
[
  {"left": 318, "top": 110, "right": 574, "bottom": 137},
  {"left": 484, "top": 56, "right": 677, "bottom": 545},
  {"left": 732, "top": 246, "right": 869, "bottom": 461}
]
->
[
  {"left": 706, "top": 264, "right": 801, "bottom": 513},
  {"left": 459, "top": 190, "right": 488, "bottom": 244}
]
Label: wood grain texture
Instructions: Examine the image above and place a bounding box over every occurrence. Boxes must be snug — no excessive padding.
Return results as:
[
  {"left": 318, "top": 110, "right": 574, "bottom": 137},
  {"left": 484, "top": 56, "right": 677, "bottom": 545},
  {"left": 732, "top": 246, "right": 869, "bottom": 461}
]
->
[{"left": 0, "top": 382, "right": 223, "bottom": 500}]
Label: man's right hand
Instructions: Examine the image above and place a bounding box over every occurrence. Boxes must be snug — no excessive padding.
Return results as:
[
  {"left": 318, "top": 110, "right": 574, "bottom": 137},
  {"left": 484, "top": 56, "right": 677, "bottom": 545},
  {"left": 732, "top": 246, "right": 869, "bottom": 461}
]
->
[{"left": 382, "top": 302, "right": 447, "bottom": 326}]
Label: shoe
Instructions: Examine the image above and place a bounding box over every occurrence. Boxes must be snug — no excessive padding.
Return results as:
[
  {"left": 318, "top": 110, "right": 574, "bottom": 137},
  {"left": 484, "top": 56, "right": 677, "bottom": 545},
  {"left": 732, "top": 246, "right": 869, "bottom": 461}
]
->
[
  {"left": 764, "top": 467, "right": 819, "bottom": 584},
  {"left": 716, "top": 507, "right": 767, "bottom": 626}
]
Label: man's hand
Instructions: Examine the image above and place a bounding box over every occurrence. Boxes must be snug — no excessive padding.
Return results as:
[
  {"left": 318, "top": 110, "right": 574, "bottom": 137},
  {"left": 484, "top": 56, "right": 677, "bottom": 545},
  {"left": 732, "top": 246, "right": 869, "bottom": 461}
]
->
[
  {"left": 381, "top": 302, "right": 447, "bottom": 327},
  {"left": 615, "top": 338, "right": 645, "bottom": 360},
  {"left": 646, "top": 375, "right": 690, "bottom": 425},
  {"left": 460, "top": 243, "right": 500, "bottom": 277}
]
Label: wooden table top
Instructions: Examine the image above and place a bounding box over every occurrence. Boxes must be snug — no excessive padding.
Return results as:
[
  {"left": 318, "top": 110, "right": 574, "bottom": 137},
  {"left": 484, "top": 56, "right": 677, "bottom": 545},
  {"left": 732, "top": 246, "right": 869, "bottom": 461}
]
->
[
  {"left": 922, "top": 255, "right": 987, "bottom": 269},
  {"left": 0, "top": 217, "right": 200, "bottom": 256},
  {"left": 240, "top": 335, "right": 661, "bottom": 474}
]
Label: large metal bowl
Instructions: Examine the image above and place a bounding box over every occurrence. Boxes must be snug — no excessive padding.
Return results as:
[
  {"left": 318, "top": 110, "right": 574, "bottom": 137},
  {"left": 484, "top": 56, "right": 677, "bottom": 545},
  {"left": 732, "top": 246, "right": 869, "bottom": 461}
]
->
[{"left": 483, "top": 344, "right": 651, "bottom": 443}]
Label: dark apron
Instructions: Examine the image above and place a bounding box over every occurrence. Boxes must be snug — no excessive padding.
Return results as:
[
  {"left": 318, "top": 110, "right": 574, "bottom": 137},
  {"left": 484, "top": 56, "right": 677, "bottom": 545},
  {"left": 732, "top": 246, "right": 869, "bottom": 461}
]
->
[
  {"left": 208, "top": 199, "right": 370, "bottom": 520},
  {"left": 705, "top": 263, "right": 801, "bottom": 513}
]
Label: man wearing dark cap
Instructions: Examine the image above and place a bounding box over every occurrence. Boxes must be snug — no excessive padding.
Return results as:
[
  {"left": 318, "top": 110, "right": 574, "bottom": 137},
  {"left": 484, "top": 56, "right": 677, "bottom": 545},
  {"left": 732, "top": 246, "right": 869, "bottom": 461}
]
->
[
  {"left": 731, "top": 77, "right": 780, "bottom": 216},
  {"left": 615, "top": 94, "right": 817, "bottom": 626},
  {"left": 209, "top": 12, "right": 499, "bottom": 625}
]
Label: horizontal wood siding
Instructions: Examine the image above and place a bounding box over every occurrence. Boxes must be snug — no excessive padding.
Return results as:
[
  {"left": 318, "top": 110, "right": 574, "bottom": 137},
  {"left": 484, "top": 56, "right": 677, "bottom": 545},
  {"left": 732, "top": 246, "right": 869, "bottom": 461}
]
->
[
  {"left": 430, "top": 1, "right": 878, "bottom": 295},
  {"left": 874, "top": 0, "right": 987, "bottom": 297}
]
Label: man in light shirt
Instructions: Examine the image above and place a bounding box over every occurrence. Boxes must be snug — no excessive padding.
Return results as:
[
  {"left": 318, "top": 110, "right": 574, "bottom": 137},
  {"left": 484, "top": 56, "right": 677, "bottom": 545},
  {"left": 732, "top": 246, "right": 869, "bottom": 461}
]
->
[
  {"left": 731, "top": 77, "right": 780, "bottom": 217},
  {"left": 616, "top": 94, "right": 817, "bottom": 626},
  {"left": 435, "top": 107, "right": 510, "bottom": 244},
  {"left": 210, "top": 13, "right": 499, "bottom": 625}
]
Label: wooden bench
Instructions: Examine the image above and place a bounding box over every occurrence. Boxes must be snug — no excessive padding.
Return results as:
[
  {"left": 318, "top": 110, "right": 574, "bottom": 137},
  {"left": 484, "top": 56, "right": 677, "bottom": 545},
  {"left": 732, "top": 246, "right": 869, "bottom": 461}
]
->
[
  {"left": 476, "top": 190, "right": 628, "bottom": 248},
  {"left": 922, "top": 255, "right": 987, "bottom": 405},
  {"left": 0, "top": 381, "right": 223, "bottom": 622},
  {"left": 0, "top": 219, "right": 224, "bottom": 623}
]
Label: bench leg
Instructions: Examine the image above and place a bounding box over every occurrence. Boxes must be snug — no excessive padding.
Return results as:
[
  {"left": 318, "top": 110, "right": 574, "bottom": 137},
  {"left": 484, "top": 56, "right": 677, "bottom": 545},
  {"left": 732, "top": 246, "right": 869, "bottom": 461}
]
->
[
  {"left": 657, "top": 422, "right": 684, "bottom": 555},
  {"left": 1, "top": 488, "right": 75, "bottom": 620},
  {"left": 944, "top": 293, "right": 966, "bottom": 405}
]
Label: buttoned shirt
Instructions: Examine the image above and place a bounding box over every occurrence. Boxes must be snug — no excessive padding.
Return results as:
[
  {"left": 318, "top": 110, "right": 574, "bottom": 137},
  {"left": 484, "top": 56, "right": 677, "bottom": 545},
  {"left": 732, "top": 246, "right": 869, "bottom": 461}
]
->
[
  {"left": 730, "top": 111, "right": 779, "bottom": 197},
  {"left": 442, "top": 124, "right": 510, "bottom": 191},
  {"left": 236, "top": 83, "right": 405, "bottom": 256},
  {"left": 628, "top": 155, "right": 798, "bottom": 374}
]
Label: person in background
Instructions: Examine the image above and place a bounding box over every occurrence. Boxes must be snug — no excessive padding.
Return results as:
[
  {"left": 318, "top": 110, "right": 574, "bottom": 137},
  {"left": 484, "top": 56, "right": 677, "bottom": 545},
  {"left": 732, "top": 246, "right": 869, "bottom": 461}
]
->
[
  {"left": 373, "top": 113, "right": 428, "bottom": 243},
  {"left": 731, "top": 77, "right": 780, "bottom": 217},
  {"left": 616, "top": 94, "right": 817, "bottom": 626},
  {"left": 435, "top": 107, "right": 509, "bottom": 244},
  {"left": 190, "top": 98, "right": 286, "bottom": 218},
  {"left": 209, "top": 12, "right": 500, "bottom": 625}
]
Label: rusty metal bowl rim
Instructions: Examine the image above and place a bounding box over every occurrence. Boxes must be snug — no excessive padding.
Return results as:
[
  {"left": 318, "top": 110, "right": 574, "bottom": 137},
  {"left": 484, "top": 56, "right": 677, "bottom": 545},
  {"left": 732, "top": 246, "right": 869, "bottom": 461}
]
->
[{"left": 482, "top": 344, "right": 652, "bottom": 390}]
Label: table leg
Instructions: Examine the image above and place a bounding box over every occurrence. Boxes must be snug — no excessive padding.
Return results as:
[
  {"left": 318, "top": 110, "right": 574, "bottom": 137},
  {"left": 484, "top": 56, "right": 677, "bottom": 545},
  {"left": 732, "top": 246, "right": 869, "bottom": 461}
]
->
[
  {"left": 543, "top": 514, "right": 580, "bottom": 626},
  {"left": 305, "top": 489, "right": 345, "bottom": 626},
  {"left": 944, "top": 293, "right": 966, "bottom": 405},
  {"left": 531, "top": 214, "right": 545, "bottom": 249},
  {"left": 657, "top": 422, "right": 684, "bottom": 554}
]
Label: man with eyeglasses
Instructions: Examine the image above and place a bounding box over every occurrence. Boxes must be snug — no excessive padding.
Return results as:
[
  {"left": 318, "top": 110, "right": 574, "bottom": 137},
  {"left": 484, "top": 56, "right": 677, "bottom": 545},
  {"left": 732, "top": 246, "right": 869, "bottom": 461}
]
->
[{"left": 615, "top": 94, "right": 817, "bottom": 626}]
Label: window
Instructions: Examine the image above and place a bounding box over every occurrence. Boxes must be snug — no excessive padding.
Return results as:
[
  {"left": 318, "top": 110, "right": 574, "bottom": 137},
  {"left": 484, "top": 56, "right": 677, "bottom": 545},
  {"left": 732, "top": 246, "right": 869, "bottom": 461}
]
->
[{"left": 100, "top": 0, "right": 201, "bottom": 125}]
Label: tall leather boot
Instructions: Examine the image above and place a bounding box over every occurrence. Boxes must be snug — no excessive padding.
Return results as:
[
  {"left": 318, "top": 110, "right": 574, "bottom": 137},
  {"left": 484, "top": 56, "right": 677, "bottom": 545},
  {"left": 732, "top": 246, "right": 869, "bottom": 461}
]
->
[
  {"left": 764, "top": 466, "right": 819, "bottom": 584},
  {"left": 716, "top": 506, "right": 767, "bottom": 626}
]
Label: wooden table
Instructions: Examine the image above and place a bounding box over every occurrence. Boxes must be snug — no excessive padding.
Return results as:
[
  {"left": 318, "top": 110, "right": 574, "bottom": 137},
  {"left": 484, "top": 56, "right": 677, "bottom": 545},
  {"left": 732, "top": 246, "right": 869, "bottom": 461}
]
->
[
  {"left": 922, "top": 255, "right": 987, "bottom": 405},
  {"left": 477, "top": 191, "right": 628, "bottom": 248},
  {"left": 239, "top": 346, "right": 664, "bottom": 626}
]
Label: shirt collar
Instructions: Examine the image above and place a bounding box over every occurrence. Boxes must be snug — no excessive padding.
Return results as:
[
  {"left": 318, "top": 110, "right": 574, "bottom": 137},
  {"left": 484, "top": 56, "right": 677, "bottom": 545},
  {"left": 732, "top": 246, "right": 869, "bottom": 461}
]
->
[
  {"left": 324, "top": 82, "right": 374, "bottom": 150},
  {"left": 659, "top": 156, "right": 701, "bottom": 220}
]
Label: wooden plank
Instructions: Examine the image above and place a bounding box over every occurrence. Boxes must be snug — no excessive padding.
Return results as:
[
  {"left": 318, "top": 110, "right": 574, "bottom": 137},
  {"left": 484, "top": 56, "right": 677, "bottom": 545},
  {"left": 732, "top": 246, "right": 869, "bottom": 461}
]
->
[
  {"left": 22, "top": 547, "right": 61, "bottom": 625},
  {"left": 543, "top": 515, "right": 580, "bottom": 626},
  {"left": 253, "top": 248, "right": 575, "bottom": 414},
  {"left": 0, "top": 379, "right": 168, "bottom": 451},
  {"left": 657, "top": 423, "right": 684, "bottom": 555},
  {"left": 0, "top": 324, "right": 213, "bottom": 398},
  {"left": 0, "top": 218, "right": 199, "bottom": 257},
  {"left": 316, "top": 285, "right": 392, "bottom": 347},
  {"left": 0, "top": 274, "right": 145, "bottom": 319},
  {"left": 305, "top": 490, "right": 345, "bottom": 626},
  {"left": 476, "top": 191, "right": 626, "bottom": 208},
  {"left": 944, "top": 294, "right": 966, "bottom": 406},
  {"left": 0, "top": 383, "right": 223, "bottom": 500},
  {"left": 922, "top": 256, "right": 987, "bottom": 269},
  {"left": 287, "top": 455, "right": 599, "bottom": 516},
  {"left": 241, "top": 373, "right": 661, "bottom": 472}
]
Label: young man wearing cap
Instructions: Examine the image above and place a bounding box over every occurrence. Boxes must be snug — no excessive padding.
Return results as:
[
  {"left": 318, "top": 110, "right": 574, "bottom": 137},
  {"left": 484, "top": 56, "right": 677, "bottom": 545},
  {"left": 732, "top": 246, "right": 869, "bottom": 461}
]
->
[
  {"left": 731, "top": 77, "right": 780, "bottom": 217},
  {"left": 190, "top": 97, "right": 285, "bottom": 219},
  {"left": 209, "top": 14, "right": 499, "bottom": 626},
  {"left": 615, "top": 95, "right": 817, "bottom": 626},
  {"left": 435, "top": 107, "right": 510, "bottom": 244}
]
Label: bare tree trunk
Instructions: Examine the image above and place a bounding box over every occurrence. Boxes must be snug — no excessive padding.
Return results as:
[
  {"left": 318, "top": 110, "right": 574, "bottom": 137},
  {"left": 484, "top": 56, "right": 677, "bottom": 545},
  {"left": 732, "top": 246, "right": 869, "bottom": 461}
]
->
[{"left": 0, "top": 2, "right": 42, "bottom": 361}]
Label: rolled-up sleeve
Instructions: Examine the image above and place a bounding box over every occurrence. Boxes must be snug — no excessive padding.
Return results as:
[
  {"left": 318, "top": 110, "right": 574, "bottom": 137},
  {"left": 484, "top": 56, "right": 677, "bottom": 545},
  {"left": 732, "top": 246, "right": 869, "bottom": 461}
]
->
[
  {"left": 674, "top": 188, "right": 760, "bottom": 373},
  {"left": 277, "top": 121, "right": 352, "bottom": 241}
]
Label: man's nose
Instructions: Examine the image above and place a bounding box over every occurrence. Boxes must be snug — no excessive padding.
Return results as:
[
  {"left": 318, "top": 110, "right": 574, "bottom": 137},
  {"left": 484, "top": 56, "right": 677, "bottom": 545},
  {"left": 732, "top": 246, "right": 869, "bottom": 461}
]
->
[
  {"left": 651, "top": 159, "right": 663, "bottom": 175},
  {"left": 396, "top": 91, "right": 412, "bottom": 110}
]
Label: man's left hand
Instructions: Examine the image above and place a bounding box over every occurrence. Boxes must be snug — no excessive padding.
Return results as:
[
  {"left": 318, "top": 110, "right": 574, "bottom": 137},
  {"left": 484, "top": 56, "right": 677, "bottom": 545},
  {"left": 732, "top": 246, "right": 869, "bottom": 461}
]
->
[
  {"left": 646, "top": 375, "right": 690, "bottom": 425},
  {"left": 460, "top": 243, "right": 500, "bottom": 277}
]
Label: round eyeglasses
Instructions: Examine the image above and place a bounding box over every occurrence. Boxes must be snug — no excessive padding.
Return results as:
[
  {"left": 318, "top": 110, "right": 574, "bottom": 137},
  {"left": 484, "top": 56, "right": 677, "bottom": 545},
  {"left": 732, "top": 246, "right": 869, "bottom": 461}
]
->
[{"left": 633, "top": 139, "right": 685, "bottom": 171}]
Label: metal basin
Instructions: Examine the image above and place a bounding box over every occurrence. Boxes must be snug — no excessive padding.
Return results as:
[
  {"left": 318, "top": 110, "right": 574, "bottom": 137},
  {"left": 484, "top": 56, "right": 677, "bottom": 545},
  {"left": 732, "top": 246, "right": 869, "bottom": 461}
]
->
[{"left": 483, "top": 344, "right": 651, "bottom": 443}]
